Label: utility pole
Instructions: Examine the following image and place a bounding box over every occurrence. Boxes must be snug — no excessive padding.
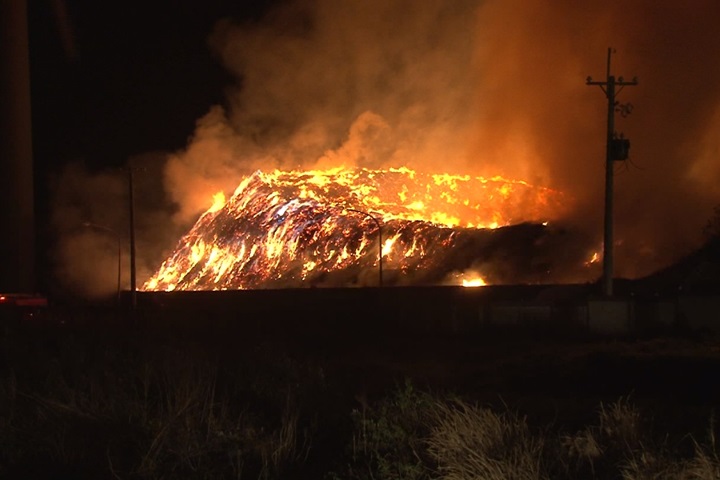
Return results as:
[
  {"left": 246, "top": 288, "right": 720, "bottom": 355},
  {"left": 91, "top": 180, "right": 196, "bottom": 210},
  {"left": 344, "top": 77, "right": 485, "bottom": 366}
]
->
[
  {"left": 128, "top": 166, "right": 137, "bottom": 309},
  {"left": 586, "top": 48, "right": 637, "bottom": 297}
]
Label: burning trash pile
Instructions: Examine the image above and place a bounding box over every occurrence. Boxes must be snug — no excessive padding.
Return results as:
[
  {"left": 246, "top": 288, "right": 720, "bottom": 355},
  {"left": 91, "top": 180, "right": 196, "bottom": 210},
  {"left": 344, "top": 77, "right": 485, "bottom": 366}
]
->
[{"left": 143, "top": 166, "right": 569, "bottom": 291}]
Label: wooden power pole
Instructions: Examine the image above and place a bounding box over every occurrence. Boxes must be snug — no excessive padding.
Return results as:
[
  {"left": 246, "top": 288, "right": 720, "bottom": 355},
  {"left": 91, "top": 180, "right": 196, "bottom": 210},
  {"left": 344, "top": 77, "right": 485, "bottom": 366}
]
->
[{"left": 586, "top": 48, "right": 638, "bottom": 297}]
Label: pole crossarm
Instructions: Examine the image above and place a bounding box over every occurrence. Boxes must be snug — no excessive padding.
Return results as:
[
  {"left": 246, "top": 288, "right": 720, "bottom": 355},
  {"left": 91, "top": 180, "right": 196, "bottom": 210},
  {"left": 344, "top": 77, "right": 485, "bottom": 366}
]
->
[
  {"left": 586, "top": 77, "right": 638, "bottom": 97},
  {"left": 586, "top": 48, "right": 638, "bottom": 297},
  {"left": 586, "top": 78, "right": 638, "bottom": 87}
]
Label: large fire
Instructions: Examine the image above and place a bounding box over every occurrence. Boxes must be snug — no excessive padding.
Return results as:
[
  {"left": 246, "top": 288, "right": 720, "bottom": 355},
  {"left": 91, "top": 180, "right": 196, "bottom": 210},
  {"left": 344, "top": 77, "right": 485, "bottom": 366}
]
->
[{"left": 143, "top": 166, "right": 566, "bottom": 291}]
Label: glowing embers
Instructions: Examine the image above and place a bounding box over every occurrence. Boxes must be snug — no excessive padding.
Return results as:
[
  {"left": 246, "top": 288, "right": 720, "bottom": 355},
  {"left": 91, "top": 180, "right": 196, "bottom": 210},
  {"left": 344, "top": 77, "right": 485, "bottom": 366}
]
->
[
  {"left": 585, "top": 250, "right": 601, "bottom": 266},
  {"left": 251, "top": 166, "right": 563, "bottom": 229},
  {"left": 143, "top": 166, "right": 564, "bottom": 291}
]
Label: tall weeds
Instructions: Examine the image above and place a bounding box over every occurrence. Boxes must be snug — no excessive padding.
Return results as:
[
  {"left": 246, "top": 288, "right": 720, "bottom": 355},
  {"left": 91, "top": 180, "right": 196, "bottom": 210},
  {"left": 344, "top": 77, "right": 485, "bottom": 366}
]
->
[
  {"left": 427, "top": 399, "right": 545, "bottom": 480},
  {"left": 3, "top": 321, "right": 720, "bottom": 480},
  {"left": 0, "top": 327, "right": 320, "bottom": 479},
  {"left": 335, "top": 388, "right": 720, "bottom": 480},
  {"left": 345, "top": 380, "right": 434, "bottom": 480}
]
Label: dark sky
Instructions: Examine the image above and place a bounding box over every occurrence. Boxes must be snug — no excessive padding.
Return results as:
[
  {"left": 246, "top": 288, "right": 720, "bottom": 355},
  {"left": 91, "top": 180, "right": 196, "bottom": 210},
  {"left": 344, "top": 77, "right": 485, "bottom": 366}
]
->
[{"left": 29, "top": 0, "right": 275, "bottom": 172}]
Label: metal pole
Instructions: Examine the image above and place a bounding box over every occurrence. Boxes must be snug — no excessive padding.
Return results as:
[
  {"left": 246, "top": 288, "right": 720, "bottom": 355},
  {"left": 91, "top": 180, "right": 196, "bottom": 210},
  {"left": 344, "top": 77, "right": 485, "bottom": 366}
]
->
[
  {"left": 116, "top": 236, "right": 122, "bottom": 305},
  {"left": 347, "top": 208, "right": 383, "bottom": 287},
  {"left": 128, "top": 167, "right": 137, "bottom": 309}
]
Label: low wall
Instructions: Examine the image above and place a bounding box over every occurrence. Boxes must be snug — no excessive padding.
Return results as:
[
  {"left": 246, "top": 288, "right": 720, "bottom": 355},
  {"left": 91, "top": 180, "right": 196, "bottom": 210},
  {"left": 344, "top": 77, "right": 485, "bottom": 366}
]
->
[
  {"left": 133, "top": 287, "right": 720, "bottom": 337},
  {"left": 453, "top": 296, "right": 717, "bottom": 335}
]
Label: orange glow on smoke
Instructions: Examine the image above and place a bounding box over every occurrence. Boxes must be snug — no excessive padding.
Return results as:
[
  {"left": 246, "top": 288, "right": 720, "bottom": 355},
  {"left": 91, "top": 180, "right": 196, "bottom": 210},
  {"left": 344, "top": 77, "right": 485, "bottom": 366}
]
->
[{"left": 143, "top": 166, "right": 566, "bottom": 291}]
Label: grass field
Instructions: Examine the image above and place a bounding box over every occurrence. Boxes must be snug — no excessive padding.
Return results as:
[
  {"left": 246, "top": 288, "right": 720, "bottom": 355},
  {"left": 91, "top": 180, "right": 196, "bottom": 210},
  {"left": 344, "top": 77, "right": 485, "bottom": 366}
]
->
[{"left": 1, "top": 306, "right": 719, "bottom": 479}]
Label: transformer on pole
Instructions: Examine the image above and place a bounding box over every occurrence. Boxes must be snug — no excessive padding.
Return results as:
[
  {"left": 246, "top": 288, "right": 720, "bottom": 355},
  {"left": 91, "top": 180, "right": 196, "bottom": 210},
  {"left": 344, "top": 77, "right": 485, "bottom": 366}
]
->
[{"left": 586, "top": 48, "right": 638, "bottom": 297}]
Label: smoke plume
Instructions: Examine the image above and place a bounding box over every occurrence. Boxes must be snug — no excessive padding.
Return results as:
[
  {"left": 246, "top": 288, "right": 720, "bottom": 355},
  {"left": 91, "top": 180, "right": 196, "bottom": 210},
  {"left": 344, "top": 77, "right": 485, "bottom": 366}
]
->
[
  {"left": 49, "top": 155, "right": 185, "bottom": 299},
  {"left": 468, "top": 0, "right": 720, "bottom": 276},
  {"left": 158, "top": 0, "right": 720, "bottom": 279}
]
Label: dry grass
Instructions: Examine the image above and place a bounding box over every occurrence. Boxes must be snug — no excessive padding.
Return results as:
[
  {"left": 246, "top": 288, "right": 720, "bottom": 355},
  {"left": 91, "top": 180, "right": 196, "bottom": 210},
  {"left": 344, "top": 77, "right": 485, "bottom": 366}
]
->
[
  {"left": 599, "top": 396, "right": 642, "bottom": 448},
  {"left": 3, "top": 314, "right": 720, "bottom": 479},
  {"left": 0, "top": 324, "right": 320, "bottom": 480},
  {"left": 427, "top": 398, "right": 545, "bottom": 480},
  {"left": 345, "top": 380, "right": 434, "bottom": 480},
  {"left": 9, "top": 365, "right": 717, "bottom": 480},
  {"left": 619, "top": 416, "right": 720, "bottom": 480},
  {"left": 336, "top": 390, "right": 720, "bottom": 480}
]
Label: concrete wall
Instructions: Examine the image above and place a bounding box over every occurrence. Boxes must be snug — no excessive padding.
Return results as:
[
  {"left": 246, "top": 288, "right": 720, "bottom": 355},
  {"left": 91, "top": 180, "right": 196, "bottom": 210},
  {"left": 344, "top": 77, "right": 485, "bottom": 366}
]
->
[
  {"left": 677, "top": 296, "right": 720, "bottom": 331},
  {"left": 429, "top": 295, "right": 717, "bottom": 335},
  {"left": 135, "top": 288, "right": 720, "bottom": 337},
  {"left": 587, "top": 300, "right": 633, "bottom": 335}
]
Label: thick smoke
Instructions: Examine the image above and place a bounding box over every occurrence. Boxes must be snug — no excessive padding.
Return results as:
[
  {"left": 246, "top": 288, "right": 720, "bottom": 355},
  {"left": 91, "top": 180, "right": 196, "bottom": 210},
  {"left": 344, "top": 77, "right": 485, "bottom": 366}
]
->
[
  {"left": 164, "top": 0, "right": 720, "bottom": 279},
  {"left": 49, "top": 154, "right": 185, "bottom": 299},
  {"left": 165, "top": 0, "right": 481, "bottom": 221},
  {"left": 49, "top": 163, "right": 127, "bottom": 299},
  {"left": 468, "top": 0, "right": 720, "bottom": 276}
]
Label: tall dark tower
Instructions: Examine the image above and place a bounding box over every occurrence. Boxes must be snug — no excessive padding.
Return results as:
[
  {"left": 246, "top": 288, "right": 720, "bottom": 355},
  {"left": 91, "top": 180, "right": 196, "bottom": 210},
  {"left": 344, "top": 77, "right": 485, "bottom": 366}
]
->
[{"left": 0, "top": 0, "right": 35, "bottom": 292}]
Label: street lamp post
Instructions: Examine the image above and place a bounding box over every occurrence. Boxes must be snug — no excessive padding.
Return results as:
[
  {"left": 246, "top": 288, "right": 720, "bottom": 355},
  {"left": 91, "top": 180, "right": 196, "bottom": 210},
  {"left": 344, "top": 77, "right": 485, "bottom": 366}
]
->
[
  {"left": 82, "top": 222, "right": 121, "bottom": 304},
  {"left": 346, "top": 208, "right": 383, "bottom": 287}
]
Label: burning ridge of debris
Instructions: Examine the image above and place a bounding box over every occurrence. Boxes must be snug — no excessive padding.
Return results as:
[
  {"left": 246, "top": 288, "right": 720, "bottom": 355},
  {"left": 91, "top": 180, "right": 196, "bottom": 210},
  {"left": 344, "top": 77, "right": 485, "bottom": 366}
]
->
[{"left": 143, "top": 166, "right": 569, "bottom": 291}]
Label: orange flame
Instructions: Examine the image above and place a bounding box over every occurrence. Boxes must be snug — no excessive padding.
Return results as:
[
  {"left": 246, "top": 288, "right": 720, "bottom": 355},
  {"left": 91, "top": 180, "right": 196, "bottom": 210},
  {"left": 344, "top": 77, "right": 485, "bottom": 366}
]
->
[
  {"left": 207, "top": 191, "right": 226, "bottom": 213},
  {"left": 462, "top": 277, "right": 487, "bottom": 287},
  {"left": 585, "top": 250, "right": 600, "bottom": 266}
]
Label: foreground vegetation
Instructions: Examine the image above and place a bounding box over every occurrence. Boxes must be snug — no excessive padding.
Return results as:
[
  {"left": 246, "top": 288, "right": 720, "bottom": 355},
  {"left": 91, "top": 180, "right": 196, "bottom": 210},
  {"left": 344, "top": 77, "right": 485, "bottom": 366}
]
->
[
  {"left": 1, "top": 309, "right": 719, "bottom": 479},
  {"left": 339, "top": 382, "right": 720, "bottom": 480}
]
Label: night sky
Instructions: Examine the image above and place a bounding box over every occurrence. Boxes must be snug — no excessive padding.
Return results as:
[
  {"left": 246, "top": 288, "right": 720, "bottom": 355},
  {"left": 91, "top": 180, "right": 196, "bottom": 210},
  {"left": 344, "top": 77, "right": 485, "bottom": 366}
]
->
[
  {"left": 28, "top": 1, "right": 278, "bottom": 293},
  {"left": 29, "top": 1, "right": 274, "bottom": 171}
]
